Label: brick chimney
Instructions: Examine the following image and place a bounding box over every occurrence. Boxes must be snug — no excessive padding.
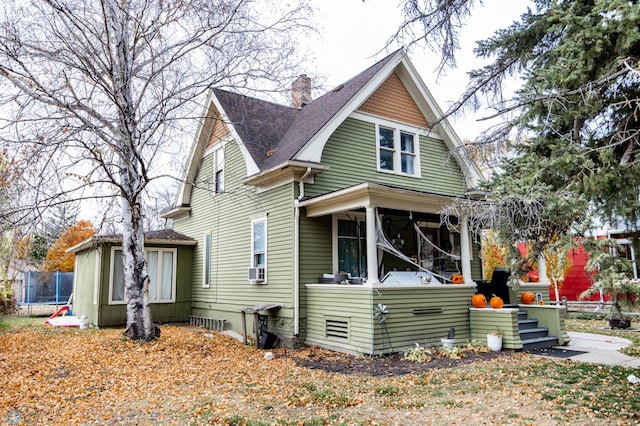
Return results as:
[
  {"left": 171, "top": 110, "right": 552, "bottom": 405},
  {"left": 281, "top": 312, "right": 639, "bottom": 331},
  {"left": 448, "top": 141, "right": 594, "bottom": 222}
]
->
[{"left": 291, "top": 74, "right": 312, "bottom": 108}]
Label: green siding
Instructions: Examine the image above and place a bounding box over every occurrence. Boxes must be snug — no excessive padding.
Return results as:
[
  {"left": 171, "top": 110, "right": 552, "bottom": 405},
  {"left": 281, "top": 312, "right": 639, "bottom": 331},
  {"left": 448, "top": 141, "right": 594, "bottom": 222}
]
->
[
  {"left": 298, "top": 215, "right": 333, "bottom": 310},
  {"left": 372, "top": 286, "right": 475, "bottom": 354},
  {"left": 74, "top": 243, "right": 194, "bottom": 327},
  {"left": 72, "top": 248, "right": 99, "bottom": 324},
  {"left": 306, "top": 284, "right": 476, "bottom": 356},
  {"left": 306, "top": 286, "right": 374, "bottom": 355},
  {"left": 306, "top": 118, "right": 467, "bottom": 198},
  {"left": 520, "top": 306, "right": 570, "bottom": 345},
  {"left": 470, "top": 308, "right": 523, "bottom": 350},
  {"left": 173, "top": 141, "right": 298, "bottom": 340},
  {"left": 471, "top": 240, "right": 482, "bottom": 280}
]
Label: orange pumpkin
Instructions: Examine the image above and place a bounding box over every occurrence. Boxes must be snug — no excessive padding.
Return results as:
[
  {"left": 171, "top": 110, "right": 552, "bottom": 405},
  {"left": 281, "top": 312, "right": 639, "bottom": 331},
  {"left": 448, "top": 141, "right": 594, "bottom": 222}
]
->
[
  {"left": 471, "top": 293, "right": 487, "bottom": 308},
  {"left": 490, "top": 295, "right": 504, "bottom": 309},
  {"left": 520, "top": 292, "right": 536, "bottom": 305},
  {"left": 451, "top": 274, "right": 464, "bottom": 284}
]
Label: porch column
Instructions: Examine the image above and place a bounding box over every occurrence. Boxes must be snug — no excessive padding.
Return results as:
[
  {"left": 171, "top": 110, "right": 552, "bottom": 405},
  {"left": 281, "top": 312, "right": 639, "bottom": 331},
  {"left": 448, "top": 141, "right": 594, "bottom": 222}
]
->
[
  {"left": 460, "top": 217, "right": 473, "bottom": 284},
  {"left": 537, "top": 254, "right": 549, "bottom": 283},
  {"left": 365, "top": 206, "right": 379, "bottom": 285}
]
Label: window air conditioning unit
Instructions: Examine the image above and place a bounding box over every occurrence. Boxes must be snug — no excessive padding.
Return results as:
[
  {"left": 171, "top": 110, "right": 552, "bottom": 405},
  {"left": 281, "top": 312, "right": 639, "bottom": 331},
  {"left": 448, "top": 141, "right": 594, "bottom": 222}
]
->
[{"left": 248, "top": 266, "right": 265, "bottom": 284}]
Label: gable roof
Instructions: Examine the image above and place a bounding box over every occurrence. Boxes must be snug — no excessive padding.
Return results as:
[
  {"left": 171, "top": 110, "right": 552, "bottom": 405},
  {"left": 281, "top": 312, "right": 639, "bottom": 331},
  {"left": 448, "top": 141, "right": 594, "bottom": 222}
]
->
[
  {"left": 261, "top": 51, "right": 400, "bottom": 169},
  {"left": 166, "top": 49, "right": 484, "bottom": 216}
]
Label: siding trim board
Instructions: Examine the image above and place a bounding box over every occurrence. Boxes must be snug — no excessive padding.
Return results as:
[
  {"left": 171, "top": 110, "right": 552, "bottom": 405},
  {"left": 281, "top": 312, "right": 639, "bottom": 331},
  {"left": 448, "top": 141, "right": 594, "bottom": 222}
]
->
[{"left": 299, "top": 182, "right": 453, "bottom": 218}]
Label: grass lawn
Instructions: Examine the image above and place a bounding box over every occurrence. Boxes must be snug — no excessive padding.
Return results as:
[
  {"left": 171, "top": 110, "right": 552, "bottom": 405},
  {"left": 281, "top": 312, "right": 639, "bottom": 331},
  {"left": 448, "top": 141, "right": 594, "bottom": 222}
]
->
[{"left": 0, "top": 314, "right": 639, "bottom": 425}]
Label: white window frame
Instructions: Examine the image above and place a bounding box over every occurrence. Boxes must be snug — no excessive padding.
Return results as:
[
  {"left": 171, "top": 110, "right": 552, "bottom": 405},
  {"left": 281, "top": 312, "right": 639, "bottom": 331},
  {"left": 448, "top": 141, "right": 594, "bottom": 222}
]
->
[
  {"left": 375, "top": 121, "right": 421, "bottom": 178},
  {"left": 332, "top": 213, "right": 366, "bottom": 275},
  {"left": 250, "top": 217, "right": 267, "bottom": 284},
  {"left": 203, "top": 232, "right": 212, "bottom": 288},
  {"left": 213, "top": 145, "right": 224, "bottom": 194},
  {"left": 108, "top": 246, "right": 177, "bottom": 305}
]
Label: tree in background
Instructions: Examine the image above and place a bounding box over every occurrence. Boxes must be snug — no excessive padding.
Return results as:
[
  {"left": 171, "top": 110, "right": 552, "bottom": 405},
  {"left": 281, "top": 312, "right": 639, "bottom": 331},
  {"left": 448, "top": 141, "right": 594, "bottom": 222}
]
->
[
  {"left": 481, "top": 230, "right": 507, "bottom": 281},
  {"left": 12, "top": 201, "right": 79, "bottom": 270},
  {"left": 41, "top": 203, "right": 79, "bottom": 247},
  {"left": 0, "top": 0, "right": 312, "bottom": 340},
  {"left": 42, "top": 220, "right": 95, "bottom": 272},
  {"left": 544, "top": 239, "right": 574, "bottom": 302},
  {"left": 400, "top": 1, "right": 640, "bottom": 282}
]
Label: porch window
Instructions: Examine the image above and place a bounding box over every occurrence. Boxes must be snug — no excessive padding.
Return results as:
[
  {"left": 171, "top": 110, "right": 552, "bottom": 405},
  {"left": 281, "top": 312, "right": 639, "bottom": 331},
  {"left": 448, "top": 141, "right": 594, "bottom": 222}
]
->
[
  {"left": 214, "top": 145, "right": 224, "bottom": 193},
  {"left": 377, "top": 124, "right": 418, "bottom": 176},
  {"left": 109, "top": 247, "right": 177, "bottom": 304},
  {"left": 336, "top": 218, "right": 366, "bottom": 277}
]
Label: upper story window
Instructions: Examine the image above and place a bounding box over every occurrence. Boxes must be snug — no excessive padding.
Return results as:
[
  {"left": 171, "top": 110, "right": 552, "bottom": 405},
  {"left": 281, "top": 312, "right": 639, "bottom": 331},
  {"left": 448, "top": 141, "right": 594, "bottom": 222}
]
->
[
  {"left": 214, "top": 146, "right": 224, "bottom": 193},
  {"left": 109, "top": 247, "right": 177, "bottom": 304},
  {"left": 377, "top": 124, "right": 419, "bottom": 177}
]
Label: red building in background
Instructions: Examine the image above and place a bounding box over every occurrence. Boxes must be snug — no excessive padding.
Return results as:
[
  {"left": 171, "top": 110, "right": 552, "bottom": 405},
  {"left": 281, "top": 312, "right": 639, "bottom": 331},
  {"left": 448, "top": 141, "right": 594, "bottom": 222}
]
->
[{"left": 517, "top": 231, "right": 638, "bottom": 302}]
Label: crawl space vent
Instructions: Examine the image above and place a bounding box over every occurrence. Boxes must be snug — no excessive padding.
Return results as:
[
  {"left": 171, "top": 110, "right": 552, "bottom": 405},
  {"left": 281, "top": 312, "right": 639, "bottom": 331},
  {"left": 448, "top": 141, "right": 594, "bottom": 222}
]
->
[{"left": 325, "top": 318, "right": 349, "bottom": 340}]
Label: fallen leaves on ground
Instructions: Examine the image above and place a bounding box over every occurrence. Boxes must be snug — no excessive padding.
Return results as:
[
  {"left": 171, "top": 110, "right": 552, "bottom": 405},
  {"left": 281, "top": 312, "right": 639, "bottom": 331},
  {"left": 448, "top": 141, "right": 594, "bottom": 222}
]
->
[{"left": 0, "top": 323, "right": 638, "bottom": 425}]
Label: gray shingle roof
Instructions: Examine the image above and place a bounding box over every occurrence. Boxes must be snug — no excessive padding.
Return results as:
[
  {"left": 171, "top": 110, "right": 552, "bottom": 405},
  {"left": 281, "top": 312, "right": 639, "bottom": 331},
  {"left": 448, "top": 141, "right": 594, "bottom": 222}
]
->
[
  {"left": 214, "top": 50, "right": 401, "bottom": 172},
  {"left": 212, "top": 89, "right": 297, "bottom": 170}
]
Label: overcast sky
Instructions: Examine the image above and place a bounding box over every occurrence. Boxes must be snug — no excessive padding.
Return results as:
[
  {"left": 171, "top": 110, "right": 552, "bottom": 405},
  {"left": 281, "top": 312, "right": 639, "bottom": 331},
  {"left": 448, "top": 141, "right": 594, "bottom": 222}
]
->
[{"left": 306, "top": 0, "right": 534, "bottom": 141}]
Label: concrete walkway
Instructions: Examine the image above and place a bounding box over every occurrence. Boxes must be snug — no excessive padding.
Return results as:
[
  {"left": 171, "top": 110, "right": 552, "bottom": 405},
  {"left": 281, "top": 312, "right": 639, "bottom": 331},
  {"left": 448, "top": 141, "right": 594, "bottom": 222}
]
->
[{"left": 560, "top": 331, "right": 640, "bottom": 368}]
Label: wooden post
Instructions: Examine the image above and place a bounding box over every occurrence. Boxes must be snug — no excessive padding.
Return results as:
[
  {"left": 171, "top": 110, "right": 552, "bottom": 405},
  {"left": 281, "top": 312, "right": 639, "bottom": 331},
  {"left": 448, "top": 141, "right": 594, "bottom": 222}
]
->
[
  {"left": 253, "top": 312, "right": 260, "bottom": 349},
  {"left": 241, "top": 310, "right": 247, "bottom": 344}
]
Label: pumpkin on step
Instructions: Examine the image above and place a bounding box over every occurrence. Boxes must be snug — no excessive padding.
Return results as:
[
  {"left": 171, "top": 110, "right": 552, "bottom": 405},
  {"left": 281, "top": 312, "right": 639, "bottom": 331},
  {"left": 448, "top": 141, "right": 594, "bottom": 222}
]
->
[
  {"left": 490, "top": 295, "right": 504, "bottom": 309},
  {"left": 451, "top": 274, "right": 464, "bottom": 284},
  {"left": 471, "top": 293, "right": 487, "bottom": 308},
  {"left": 520, "top": 291, "right": 536, "bottom": 305}
]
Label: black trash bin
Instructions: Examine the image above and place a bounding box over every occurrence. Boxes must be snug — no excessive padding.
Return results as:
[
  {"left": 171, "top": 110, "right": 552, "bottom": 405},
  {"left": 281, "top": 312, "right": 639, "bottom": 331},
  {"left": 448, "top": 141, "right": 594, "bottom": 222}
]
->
[
  {"left": 476, "top": 268, "right": 511, "bottom": 304},
  {"left": 260, "top": 331, "right": 278, "bottom": 349}
]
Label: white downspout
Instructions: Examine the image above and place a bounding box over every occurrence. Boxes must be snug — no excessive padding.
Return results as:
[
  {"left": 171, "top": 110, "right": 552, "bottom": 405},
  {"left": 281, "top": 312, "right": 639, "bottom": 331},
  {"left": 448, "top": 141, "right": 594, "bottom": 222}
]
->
[{"left": 294, "top": 167, "right": 312, "bottom": 336}]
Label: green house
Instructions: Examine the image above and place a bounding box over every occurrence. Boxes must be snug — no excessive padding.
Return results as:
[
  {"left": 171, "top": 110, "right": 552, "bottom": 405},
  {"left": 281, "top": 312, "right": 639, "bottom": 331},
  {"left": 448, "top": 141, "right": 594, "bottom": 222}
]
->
[
  {"left": 68, "top": 230, "right": 196, "bottom": 327},
  {"left": 162, "top": 50, "right": 503, "bottom": 355}
]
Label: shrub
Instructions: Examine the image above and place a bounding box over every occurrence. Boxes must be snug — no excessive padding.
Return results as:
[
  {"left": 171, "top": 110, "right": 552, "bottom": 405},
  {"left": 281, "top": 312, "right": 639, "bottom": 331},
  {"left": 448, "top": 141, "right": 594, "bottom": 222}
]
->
[{"left": 0, "top": 288, "right": 17, "bottom": 317}]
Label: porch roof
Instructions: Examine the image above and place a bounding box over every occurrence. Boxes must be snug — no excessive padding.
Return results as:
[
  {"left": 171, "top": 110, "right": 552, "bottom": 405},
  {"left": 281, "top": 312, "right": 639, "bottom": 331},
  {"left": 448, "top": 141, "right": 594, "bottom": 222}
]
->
[{"left": 297, "top": 182, "right": 454, "bottom": 217}]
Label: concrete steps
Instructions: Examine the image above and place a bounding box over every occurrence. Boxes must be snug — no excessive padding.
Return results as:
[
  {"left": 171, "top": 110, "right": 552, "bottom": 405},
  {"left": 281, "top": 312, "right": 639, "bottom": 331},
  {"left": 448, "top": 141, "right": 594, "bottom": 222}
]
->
[{"left": 518, "top": 310, "right": 558, "bottom": 351}]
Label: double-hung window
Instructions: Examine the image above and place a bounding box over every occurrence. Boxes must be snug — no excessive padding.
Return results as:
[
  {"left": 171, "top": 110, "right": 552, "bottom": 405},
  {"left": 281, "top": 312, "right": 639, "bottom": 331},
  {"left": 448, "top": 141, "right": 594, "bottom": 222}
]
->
[
  {"left": 249, "top": 217, "right": 267, "bottom": 283},
  {"left": 109, "top": 247, "right": 177, "bottom": 304},
  {"left": 203, "top": 233, "right": 212, "bottom": 288},
  {"left": 214, "top": 146, "right": 224, "bottom": 193},
  {"left": 377, "top": 124, "right": 418, "bottom": 176}
]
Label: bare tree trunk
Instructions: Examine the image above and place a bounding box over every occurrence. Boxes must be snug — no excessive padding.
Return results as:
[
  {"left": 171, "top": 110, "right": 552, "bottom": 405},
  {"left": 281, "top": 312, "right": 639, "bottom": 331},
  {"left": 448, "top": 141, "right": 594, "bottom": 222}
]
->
[{"left": 121, "top": 178, "right": 157, "bottom": 341}]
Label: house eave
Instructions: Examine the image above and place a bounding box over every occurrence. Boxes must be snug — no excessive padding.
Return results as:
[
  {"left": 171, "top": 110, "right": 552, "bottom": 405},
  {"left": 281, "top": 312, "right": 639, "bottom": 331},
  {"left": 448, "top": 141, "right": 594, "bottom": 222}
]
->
[
  {"left": 66, "top": 234, "right": 197, "bottom": 253},
  {"left": 161, "top": 206, "right": 192, "bottom": 220},
  {"left": 243, "top": 161, "right": 329, "bottom": 190}
]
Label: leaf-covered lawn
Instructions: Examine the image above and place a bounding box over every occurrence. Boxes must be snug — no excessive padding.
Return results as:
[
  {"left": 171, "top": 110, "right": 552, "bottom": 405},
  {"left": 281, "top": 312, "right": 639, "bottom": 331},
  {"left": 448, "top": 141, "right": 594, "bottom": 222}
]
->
[{"left": 1, "top": 319, "right": 639, "bottom": 425}]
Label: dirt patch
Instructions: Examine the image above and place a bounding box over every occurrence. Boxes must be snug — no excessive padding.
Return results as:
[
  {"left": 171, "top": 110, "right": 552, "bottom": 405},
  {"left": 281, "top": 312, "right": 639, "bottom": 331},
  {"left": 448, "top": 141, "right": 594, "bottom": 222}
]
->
[{"left": 285, "top": 346, "right": 508, "bottom": 376}]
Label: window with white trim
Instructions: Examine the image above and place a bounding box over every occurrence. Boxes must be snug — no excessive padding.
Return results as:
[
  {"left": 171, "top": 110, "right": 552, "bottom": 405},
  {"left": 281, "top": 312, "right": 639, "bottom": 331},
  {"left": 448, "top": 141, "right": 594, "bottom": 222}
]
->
[
  {"left": 214, "top": 145, "right": 224, "bottom": 193},
  {"left": 250, "top": 217, "right": 267, "bottom": 283},
  {"left": 203, "top": 233, "right": 211, "bottom": 288},
  {"left": 109, "top": 247, "right": 177, "bottom": 304},
  {"left": 377, "top": 124, "right": 418, "bottom": 176}
]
